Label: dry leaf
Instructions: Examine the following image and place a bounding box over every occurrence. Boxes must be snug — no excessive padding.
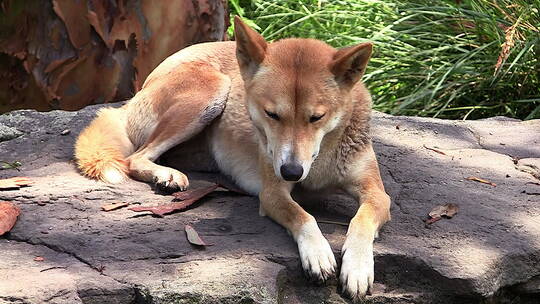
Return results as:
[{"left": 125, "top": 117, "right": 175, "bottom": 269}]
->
[
  {"left": 173, "top": 184, "right": 219, "bottom": 200},
  {"left": 466, "top": 176, "right": 497, "bottom": 187},
  {"left": 425, "top": 217, "right": 442, "bottom": 225},
  {"left": 423, "top": 144, "right": 447, "bottom": 156},
  {"left": 129, "top": 184, "right": 218, "bottom": 216},
  {"left": 0, "top": 201, "right": 20, "bottom": 235},
  {"left": 101, "top": 201, "right": 129, "bottom": 212},
  {"left": 0, "top": 177, "right": 33, "bottom": 190},
  {"left": 429, "top": 203, "right": 459, "bottom": 218},
  {"left": 185, "top": 224, "right": 208, "bottom": 246},
  {"left": 34, "top": 256, "right": 45, "bottom": 262},
  {"left": 495, "top": 19, "right": 518, "bottom": 73},
  {"left": 426, "top": 203, "right": 459, "bottom": 226}
]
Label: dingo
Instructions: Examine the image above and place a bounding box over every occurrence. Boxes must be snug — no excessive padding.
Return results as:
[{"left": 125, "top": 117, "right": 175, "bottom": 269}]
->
[{"left": 75, "top": 17, "right": 391, "bottom": 301}]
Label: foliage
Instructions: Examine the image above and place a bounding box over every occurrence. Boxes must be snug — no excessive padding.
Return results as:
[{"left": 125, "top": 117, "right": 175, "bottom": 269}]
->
[
  {"left": 229, "top": 0, "right": 540, "bottom": 120},
  {"left": 0, "top": 161, "right": 21, "bottom": 171}
]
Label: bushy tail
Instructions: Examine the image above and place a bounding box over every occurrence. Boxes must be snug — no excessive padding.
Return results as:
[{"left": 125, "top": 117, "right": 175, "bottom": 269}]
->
[{"left": 75, "top": 107, "right": 134, "bottom": 183}]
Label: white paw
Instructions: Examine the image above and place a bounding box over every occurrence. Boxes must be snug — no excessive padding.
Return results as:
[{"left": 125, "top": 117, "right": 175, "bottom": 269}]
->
[
  {"left": 296, "top": 220, "right": 337, "bottom": 282},
  {"left": 340, "top": 236, "right": 374, "bottom": 301},
  {"left": 153, "top": 168, "right": 189, "bottom": 191}
]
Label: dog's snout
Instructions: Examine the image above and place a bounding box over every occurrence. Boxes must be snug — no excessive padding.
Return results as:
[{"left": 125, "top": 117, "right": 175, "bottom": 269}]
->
[{"left": 280, "top": 162, "right": 303, "bottom": 181}]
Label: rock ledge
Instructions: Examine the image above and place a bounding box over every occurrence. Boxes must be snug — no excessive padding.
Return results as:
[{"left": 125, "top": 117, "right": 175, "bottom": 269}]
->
[{"left": 0, "top": 103, "right": 539, "bottom": 303}]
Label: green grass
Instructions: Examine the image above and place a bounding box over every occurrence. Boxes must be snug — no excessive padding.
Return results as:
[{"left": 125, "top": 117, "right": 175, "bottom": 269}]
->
[{"left": 229, "top": 0, "right": 540, "bottom": 120}]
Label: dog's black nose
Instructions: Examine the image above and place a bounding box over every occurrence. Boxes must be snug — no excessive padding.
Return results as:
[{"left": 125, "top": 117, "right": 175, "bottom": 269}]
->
[{"left": 280, "top": 163, "right": 304, "bottom": 181}]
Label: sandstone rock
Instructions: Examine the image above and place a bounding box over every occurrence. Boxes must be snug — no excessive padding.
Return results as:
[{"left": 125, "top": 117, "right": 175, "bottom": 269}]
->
[{"left": 0, "top": 103, "right": 538, "bottom": 303}]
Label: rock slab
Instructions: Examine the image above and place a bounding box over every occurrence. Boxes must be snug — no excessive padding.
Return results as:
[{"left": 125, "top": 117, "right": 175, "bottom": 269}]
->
[{"left": 0, "top": 103, "right": 539, "bottom": 304}]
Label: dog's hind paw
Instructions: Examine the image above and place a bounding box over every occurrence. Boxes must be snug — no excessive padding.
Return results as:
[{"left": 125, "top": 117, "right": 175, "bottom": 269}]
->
[
  {"left": 339, "top": 236, "right": 374, "bottom": 301},
  {"left": 153, "top": 168, "right": 189, "bottom": 192},
  {"left": 296, "top": 220, "right": 337, "bottom": 283}
]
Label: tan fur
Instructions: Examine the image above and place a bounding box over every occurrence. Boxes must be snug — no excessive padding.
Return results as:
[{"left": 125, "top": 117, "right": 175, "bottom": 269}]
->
[
  {"left": 75, "top": 107, "right": 133, "bottom": 183},
  {"left": 74, "top": 17, "right": 391, "bottom": 302}
]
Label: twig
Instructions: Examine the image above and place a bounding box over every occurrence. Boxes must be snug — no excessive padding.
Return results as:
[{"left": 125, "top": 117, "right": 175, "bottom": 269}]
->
[
  {"left": 466, "top": 176, "right": 497, "bottom": 187},
  {"left": 40, "top": 266, "right": 67, "bottom": 272},
  {"left": 423, "top": 145, "right": 447, "bottom": 156},
  {"left": 317, "top": 220, "right": 349, "bottom": 226}
]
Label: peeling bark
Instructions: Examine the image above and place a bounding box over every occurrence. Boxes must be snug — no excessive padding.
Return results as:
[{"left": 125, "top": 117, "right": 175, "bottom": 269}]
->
[{"left": 0, "top": 0, "right": 229, "bottom": 112}]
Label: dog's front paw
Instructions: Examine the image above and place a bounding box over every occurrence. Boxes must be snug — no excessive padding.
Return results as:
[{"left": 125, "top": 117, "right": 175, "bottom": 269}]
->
[
  {"left": 340, "top": 236, "right": 374, "bottom": 302},
  {"left": 296, "top": 220, "right": 337, "bottom": 283},
  {"left": 153, "top": 168, "right": 189, "bottom": 192}
]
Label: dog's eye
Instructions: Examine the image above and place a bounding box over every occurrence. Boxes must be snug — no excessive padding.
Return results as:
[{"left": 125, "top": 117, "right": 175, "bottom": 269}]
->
[
  {"left": 265, "top": 110, "right": 280, "bottom": 121},
  {"left": 309, "top": 113, "right": 325, "bottom": 123}
]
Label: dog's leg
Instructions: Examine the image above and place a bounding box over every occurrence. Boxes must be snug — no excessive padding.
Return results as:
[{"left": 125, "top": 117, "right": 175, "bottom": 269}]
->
[
  {"left": 127, "top": 68, "right": 230, "bottom": 192},
  {"left": 339, "top": 145, "right": 391, "bottom": 301},
  {"left": 126, "top": 104, "right": 196, "bottom": 191},
  {"left": 259, "top": 158, "right": 337, "bottom": 282}
]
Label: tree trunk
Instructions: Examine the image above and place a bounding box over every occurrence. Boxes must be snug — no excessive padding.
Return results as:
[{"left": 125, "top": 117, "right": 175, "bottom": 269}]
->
[{"left": 0, "top": 0, "right": 229, "bottom": 112}]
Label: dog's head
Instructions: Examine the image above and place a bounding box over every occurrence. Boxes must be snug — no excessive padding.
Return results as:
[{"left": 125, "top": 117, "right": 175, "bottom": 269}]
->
[{"left": 234, "top": 17, "right": 372, "bottom": 182}]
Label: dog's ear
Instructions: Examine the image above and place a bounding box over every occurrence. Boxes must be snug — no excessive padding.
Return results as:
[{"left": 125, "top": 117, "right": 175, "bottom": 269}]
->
[
  {"left": 330, "top": 42, "right": 372, "bottom": 88},
  {"left": 234, "top": 16, "right": 267, "bottom": 77}
]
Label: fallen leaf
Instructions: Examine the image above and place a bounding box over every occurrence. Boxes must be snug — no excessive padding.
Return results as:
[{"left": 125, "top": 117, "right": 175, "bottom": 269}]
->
[
  {"left": 426, "top": 203, "right": 459, "bottom": 226},
  {"left": 423, "top": 144, "right": 447, "bottom": 156},
  {"left": 425, "top": 217, "right": 442, "bottom": 225},
  {"left": 101, "top": 201, "right": 129, "bottom": 212},
  {"left": 34, "top": 256, "right": 45, "bottom": 262},
  {"left": 429, "top": 203, "right": 459, "bottom": 219},
  {"left": 185, "top": 224, "right": 208, "bottom": 246},
  {"left": 129, "top": 184, "right": 218, "bottom": 216},
  {"left": 0, "top": 201, "right": 20, "bottom": 235},
  {"left": 172, "top": 184, "right": 219, "bottom": 200},
  {"left": 466, "top": 176, "right": 496, "bottom": 187},
  {"left": 0, "top": 177, "right": 33, "bottom": 190}
]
